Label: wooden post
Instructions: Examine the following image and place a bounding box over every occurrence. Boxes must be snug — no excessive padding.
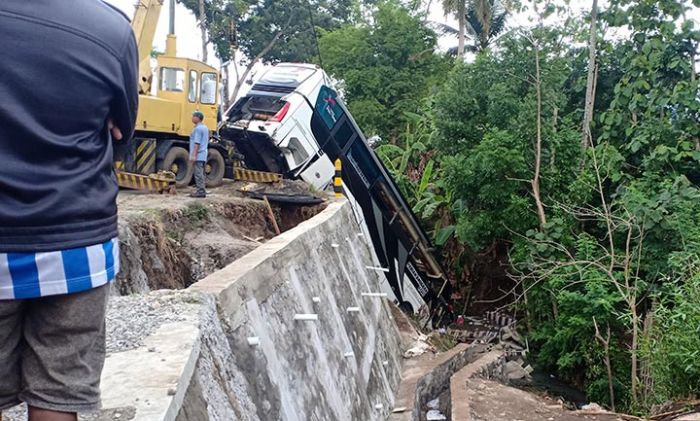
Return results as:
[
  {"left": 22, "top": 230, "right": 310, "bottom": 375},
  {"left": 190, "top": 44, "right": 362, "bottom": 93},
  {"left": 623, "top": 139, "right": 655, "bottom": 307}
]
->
[{"left": 263, "top": 195, "right": 281, "bottom": 235}]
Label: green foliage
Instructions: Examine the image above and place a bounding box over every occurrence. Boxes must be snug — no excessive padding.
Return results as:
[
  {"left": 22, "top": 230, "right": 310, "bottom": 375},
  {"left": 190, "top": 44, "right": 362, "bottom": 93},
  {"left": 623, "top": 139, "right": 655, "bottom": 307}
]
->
[
  {"left": 319, "top": 1, "right": 451, "bottom": 139},
  {"left": 182, "top": 202, "right": 209, "bottom": 223},
  {"left": 644, "top": 273, "right": 700, "bottom": 404},
  {"left": 237, "top": 0, "right": 356, "bottom": 63},
  {"left": 178, "top": 0, "right": 360, "bottom": 63},
  {"left": 320, "top": 0, "right": 700, "bottom": 413}
]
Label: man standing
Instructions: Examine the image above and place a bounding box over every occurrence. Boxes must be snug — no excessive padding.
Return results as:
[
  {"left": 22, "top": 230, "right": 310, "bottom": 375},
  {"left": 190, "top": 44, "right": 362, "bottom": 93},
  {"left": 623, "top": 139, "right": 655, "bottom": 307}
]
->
[
  {"left": 189, "top": 111, "right": 210, "bottom": 198},
  {"left": 0, "top": 1, "right": 138, "bottom": 420}
]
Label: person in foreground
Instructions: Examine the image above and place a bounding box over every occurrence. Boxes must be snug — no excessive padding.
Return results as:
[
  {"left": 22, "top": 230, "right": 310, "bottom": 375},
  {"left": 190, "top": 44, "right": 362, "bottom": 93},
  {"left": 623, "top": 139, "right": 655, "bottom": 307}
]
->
[
  {"left": 0, "top": 1, "right": 138, "bottom": 420},
  {"left": 189, "top": 111, "right": 210, "bottom": 198}
]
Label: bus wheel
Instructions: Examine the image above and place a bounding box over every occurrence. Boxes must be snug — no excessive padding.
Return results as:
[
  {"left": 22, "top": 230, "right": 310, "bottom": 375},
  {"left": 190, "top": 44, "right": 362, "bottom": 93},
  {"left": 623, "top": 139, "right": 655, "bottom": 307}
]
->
[
  {"left": 161, "top": 146, "right": 193, "bottom": 187},
  {"left": 205, "top": 149, "right": 225, "bottom": 187}
]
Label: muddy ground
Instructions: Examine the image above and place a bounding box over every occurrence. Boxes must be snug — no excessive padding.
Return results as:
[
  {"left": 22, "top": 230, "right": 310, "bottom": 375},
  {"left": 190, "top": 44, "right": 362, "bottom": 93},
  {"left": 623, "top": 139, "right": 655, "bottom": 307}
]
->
[
  {"left": 115, "top": 180, "right": 328, "bottom": 294},
  {"left": 465, "top": 379, "right": 634, "bottom": 421}
]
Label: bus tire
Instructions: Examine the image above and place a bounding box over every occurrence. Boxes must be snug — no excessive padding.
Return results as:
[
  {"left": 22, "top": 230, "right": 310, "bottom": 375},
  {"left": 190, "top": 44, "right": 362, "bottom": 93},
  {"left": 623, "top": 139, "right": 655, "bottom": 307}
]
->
[
  {"left": 161, "top": 146, "right": 193, "bottom": 187},
  {"left": 205, "top": 149, "right": 225, "bottom": 187}
]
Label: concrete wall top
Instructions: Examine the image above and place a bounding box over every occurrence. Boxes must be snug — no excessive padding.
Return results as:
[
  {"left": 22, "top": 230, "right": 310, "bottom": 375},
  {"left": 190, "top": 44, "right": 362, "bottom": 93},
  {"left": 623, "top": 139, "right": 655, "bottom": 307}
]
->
[{"left": 190, "top": 199, "right": 346, "bottom": 321}]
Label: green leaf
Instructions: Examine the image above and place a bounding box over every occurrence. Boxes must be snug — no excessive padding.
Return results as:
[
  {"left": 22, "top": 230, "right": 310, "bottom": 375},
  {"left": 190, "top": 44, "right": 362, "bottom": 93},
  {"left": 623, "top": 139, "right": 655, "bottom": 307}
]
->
[
  {"left": 435, "top": 225, "right": 456, "bottom": 246},
  {"left": 417, "top": 160, "right": 434, "bottom": 197}
]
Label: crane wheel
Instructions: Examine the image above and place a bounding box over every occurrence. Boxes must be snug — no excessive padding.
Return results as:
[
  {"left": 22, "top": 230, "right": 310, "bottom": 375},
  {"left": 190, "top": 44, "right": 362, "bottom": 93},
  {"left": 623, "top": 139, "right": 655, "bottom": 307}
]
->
[
  {"left": 205, "top": 149, "right": 225, "bottom": 187},
  {"left": 161, "top": 146, "right": 193, "bottom": 187}
]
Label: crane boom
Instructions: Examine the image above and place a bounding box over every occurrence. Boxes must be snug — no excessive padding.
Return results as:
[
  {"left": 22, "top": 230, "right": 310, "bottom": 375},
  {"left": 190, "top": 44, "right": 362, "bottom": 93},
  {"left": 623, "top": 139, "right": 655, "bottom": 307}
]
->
[{"left": 131, "top": 0, "right": 164, "bottom": 93}]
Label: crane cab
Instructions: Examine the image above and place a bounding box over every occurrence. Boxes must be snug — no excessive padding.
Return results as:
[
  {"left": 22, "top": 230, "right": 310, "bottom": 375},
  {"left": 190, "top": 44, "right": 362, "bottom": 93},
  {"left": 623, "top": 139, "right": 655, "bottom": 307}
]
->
[{"left": 137, "top": 56, "right": 219, "bottom": 136}]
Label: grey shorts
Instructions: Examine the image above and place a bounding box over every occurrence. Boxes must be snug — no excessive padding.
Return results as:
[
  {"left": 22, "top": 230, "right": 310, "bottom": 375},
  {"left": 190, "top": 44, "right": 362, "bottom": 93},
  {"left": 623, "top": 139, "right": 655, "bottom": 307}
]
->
[{"left": 0, "top": 284, "right": 108, "bottom": 413}]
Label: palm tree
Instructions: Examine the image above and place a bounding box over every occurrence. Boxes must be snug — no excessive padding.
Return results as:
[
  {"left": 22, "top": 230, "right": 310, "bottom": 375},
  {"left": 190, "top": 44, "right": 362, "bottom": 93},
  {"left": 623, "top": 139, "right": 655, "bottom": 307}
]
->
[
  {"left": 441, "top": 0, "right": 467, "bottom": 57},
  {"left": 467, "top": 0, "right": 508, "bottom": 51},
  {"left": 433, "top": 0, "right": 508, "bottom": 54}
]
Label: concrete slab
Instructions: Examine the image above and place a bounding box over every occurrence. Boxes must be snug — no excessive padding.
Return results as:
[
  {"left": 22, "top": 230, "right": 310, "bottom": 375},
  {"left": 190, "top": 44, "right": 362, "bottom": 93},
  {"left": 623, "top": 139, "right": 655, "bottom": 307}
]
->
[
  {"left": 100, "top": 320, "right": 201, "bottom": 421},
  {"left": 450, "top": 351, "right": 504, "bottom": 421}
]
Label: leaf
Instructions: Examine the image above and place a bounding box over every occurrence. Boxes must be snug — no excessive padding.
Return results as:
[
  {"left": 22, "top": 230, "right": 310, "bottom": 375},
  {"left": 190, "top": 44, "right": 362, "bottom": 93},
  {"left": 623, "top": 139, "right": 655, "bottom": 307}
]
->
[
  {"left": 417, "top": 160, "right": 434, "bottom": 197},
  {"left": 435, "top": 225, "right": 456, "bottom": 246}
]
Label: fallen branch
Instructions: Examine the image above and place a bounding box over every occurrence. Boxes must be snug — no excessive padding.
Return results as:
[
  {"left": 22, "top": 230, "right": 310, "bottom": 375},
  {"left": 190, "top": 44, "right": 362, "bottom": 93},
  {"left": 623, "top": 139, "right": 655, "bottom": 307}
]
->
[{"left": 649, "top": 401, "right": 700, "bottom": 420}]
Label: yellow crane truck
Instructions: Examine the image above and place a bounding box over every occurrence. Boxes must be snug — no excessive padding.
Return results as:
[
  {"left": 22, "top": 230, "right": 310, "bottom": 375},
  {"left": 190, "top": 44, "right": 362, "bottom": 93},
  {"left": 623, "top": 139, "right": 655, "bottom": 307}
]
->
[{"left": 114, "top": 0, "right": 227, "bottom": 190}]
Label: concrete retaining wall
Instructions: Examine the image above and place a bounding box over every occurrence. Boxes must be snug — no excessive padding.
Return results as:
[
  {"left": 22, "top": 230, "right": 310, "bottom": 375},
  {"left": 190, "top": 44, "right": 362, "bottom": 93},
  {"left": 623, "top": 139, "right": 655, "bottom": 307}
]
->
[
  {"left": 95, "top": 200, "right": 403, "bottom": 421},
  {"left": 171, "top": 200, "right": 404, "bottom": 420}
]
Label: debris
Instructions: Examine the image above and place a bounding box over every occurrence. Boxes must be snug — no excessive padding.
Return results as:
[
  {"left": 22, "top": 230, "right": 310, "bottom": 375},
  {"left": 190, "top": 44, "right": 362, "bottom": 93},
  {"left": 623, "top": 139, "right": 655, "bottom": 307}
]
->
[
  {"left": 403, "top": 335, "right": 435, "bottom": 358},
  {"left": 426, "top": 409, "right": 447, "bottom": 420},
  {"left": 167, "top": 388, "right": 176, "bottom": 396},
  {"left": 504, "top": 360, "right": 530, "bottom": 380},
  {"left": 242, "top": 235, "right": 264, "bottom": 244},
  {"left": 581, "top": 403, "right": 606, "bottom": 412}
]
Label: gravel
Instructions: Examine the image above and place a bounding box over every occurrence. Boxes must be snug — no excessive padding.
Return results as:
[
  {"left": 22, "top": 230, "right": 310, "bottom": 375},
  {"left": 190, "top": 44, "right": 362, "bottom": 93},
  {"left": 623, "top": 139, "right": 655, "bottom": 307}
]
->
[{"left": 106, "top": 290, "right": 200, "bottom": 353}]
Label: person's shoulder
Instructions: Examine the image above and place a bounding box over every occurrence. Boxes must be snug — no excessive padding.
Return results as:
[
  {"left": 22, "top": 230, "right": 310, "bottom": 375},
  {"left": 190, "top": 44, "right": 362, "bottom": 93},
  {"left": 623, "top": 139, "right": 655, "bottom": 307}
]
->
[
  {"left": 74, "top": 0, "right": 133, "bottom": 52},
  {"left": 98, "top": 1, "right": 132, "bottom": 23}
]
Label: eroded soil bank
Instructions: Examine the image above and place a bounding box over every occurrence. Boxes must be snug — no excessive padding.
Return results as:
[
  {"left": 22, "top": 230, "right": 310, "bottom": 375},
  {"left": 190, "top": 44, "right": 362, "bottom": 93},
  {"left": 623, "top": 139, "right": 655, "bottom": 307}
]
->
[{"left": 115, "top": 181, "right": 327, "bottom": 294}]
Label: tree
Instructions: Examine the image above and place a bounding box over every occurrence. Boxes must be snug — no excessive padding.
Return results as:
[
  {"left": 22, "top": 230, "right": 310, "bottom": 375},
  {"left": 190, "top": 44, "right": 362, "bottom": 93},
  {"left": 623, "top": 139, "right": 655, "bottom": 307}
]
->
[
  {"left": 198, "top": 0, "right": 208, "bottom": 63},
  {"left": 319, "top": 1, "right": 449, "bottom": 140},
  {"left": 441, "top": 0, "right": 467, "bottom": 57},
  {"left": 581, "top": 0, "right": 599, "bottom": 151},
  {"left": 237, "top": 0, "right": 355, "bottom": 63},
  {"left": 466, "top": 0, "right": 509, "bottom": 51},
  {"left": 433, "top": 0, "right": 508, "bottom": 53}
]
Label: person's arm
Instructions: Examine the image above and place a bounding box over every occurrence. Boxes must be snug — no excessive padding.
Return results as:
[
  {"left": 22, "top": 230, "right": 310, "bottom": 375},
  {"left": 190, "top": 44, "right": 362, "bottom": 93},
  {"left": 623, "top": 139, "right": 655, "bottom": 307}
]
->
[
  {"left": 110, "top": 30, "right": 139, "bottom": 141},
  {"left": 191, "top": 143, "right": 200, "bottom": 161}
]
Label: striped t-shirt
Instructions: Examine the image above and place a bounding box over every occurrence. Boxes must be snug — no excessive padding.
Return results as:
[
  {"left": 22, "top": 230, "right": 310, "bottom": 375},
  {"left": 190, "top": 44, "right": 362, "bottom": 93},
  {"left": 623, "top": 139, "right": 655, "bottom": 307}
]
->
[{"left": 0, "top": 238, "right": 119, "bottom": 300}]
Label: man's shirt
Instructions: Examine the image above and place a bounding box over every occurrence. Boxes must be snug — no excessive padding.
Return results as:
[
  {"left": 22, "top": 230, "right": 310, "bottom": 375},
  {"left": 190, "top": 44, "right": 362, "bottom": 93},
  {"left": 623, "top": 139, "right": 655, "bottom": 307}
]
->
[
  {"left": 0, "top": 238, "right": 119, "bottom": 299},
  {"left": 189, "top": 123, "right": 210, "bottom": 162},
  {"left": 0, "top": 0, "right": 138, "bottom": 253}
]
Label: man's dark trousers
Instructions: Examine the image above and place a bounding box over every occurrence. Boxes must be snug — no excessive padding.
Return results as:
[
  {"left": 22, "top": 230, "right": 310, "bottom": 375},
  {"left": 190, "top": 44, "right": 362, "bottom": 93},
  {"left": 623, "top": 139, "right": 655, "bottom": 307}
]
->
[{"left": 194, "top": 161, "right": 206, "bottom": 195}]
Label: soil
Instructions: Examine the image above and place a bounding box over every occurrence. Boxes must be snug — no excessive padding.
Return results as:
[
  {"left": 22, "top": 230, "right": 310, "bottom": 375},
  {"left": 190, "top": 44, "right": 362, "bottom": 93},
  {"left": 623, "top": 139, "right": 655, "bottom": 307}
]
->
[
  {"left": 115, "top": 179, "right": 327, "bottom": 294},
  {"left": 465, "top": 379, "right": 627, "bottom": 421}
]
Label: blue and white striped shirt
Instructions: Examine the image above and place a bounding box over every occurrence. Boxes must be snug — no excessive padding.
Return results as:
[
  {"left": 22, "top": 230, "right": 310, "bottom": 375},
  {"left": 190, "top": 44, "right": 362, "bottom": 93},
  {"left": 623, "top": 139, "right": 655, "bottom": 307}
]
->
[{"left": 0, "top": 238, "right": 119, "bottom": 300}]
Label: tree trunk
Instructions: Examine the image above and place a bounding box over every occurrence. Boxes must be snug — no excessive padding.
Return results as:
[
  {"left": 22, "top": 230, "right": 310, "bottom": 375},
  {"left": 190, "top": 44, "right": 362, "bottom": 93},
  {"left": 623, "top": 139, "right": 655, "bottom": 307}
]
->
[
  {"left": 457, "top": 2, "right": 466, "bottom": 57},
  {"left": 198, "top": 0, "right": 208, "bottom": 63},
  {"left": 223, "top": 64, "right": 230, "bottom": 109},
  {"left": 593, "top": 318, "right": 615, "bottom": 412},
  {"left": 581, "top": 0, "right": 598, "bottom": 151},
  {"left": 532, "top": 42, "right": 547, "bottom": 229},
  {"left": 630, "top": 308, "right": 639, "bottom": 406}
]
